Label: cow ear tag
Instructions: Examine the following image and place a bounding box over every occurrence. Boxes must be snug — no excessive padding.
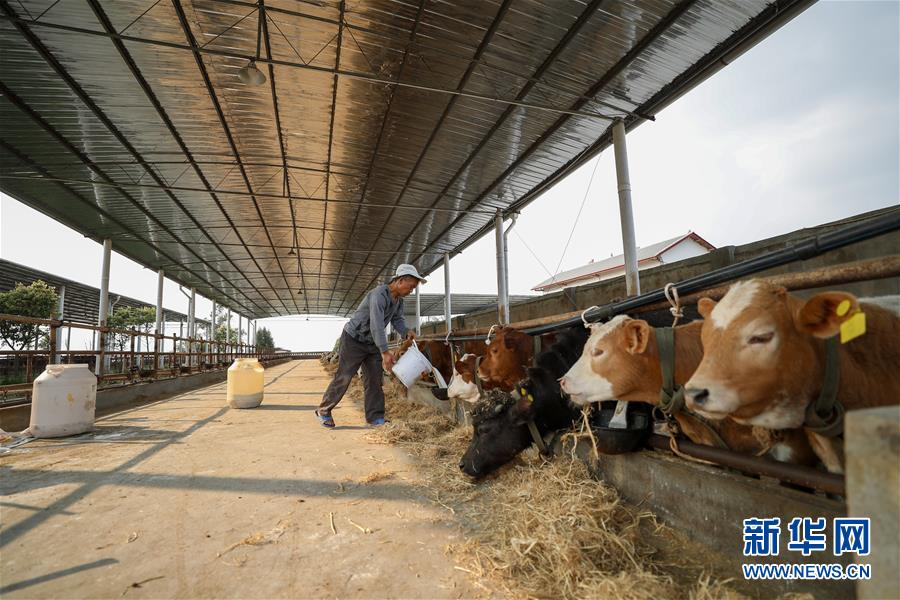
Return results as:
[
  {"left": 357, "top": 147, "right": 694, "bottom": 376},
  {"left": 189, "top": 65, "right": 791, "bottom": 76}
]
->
[
  {"left": 836, "top": 300, "right": 851, "bottom": 316},
  {"left": 840, "top": 310, "right": 865, "bottom": 344}
]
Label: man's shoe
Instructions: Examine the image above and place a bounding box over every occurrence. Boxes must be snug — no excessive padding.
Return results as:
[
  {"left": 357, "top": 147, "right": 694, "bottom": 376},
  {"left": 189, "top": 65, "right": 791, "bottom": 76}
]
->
[
  {"left": 316, "top": 411, "right": 335, "bottom": 428},
  {"left": 367, "top": 417, "right": 389, "bottom": 427}
]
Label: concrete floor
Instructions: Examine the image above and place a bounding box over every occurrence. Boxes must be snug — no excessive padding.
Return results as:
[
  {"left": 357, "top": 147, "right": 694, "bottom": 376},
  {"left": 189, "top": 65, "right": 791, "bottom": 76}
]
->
[{"left": 0, "top": 360, "right": 475, "bottom": 599}]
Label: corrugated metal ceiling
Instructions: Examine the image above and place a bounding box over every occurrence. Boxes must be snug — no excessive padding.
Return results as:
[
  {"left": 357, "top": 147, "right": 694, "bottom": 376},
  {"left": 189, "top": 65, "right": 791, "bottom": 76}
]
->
[{"left": 0, "top": 0, "right": 812, "bottom": 317}]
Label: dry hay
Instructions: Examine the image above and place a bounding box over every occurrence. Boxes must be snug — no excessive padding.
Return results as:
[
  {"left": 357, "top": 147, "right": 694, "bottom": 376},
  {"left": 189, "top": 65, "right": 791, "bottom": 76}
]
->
[
  {"left": 358, "top": 469, "right": 395, "bottom": 485},
  {"left": 359, "top": 382, "right": 752, "bottom": 600}
]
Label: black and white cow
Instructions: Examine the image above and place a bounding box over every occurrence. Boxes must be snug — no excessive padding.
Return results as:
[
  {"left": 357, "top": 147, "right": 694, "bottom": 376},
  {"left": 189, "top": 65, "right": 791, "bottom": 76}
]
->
[{"left": 458, "top": 325, "right": 589, "bottom": 478}]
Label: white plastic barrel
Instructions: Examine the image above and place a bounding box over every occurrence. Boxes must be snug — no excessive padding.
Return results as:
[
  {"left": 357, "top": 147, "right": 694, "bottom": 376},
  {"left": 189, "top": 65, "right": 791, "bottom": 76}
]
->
[
  {"left": 227, "top": 358, "right": 265, "bottom": 408},
  {"left": 393, "top": 341, "right": 433, "bottom": 388},
  {"left": 29, "top": 364, "right": 97, "bottom": 438}
]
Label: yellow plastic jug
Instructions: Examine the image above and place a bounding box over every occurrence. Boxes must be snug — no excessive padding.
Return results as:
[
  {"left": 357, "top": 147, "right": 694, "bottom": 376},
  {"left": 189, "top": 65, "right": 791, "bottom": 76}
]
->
[{"left": 227, "top": 358, "right": 265, "bottom": 408}]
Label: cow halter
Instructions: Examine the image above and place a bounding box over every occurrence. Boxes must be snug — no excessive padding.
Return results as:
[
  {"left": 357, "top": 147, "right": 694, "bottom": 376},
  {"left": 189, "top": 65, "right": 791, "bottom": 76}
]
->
[
  {"left": 511, "top": 385, "right": 550, "bottom": 456},
  {"left": 804, "top": 336, "right": 844, "bottom": 437},
  {"left": 654, "top": 326, "right": 728, "bottom": 450}
]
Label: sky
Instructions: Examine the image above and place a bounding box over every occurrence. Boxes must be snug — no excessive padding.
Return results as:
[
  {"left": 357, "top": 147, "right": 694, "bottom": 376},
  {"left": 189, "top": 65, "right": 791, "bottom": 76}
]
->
[{"left": 1, "top": 0, "right": 898, "bottom": 351}]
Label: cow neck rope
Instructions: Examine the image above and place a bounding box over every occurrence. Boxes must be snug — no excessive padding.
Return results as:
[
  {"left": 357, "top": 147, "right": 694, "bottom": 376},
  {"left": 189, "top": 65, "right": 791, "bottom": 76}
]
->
[
  {"left": 804, "top": 336, "right": 844, "bottom": 437},
  {"left": 508, "top": 386, "right": 550, "bottom": 456},
  {"left": 654, "top": 327, "right": 729, "bottom": 450}
]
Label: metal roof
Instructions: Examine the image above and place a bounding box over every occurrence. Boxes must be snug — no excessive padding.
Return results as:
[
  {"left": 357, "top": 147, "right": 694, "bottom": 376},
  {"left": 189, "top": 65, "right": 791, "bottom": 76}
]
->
[
  {"left": 0, "top": 0, "right": 813, "bottom": 318},
  {"left": 0, "top": 258, "right": 209, "bottom": 326},
  {"left": 403, "top": 293, "right": 532, "bottom": 318}
]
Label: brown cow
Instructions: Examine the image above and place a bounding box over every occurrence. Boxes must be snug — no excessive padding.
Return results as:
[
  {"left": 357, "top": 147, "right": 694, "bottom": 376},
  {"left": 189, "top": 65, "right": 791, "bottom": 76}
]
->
[
  {"left": 684, "top": 280, "right": 900, "bottom": 472},
  {"left": 476, "top": 326, "right": 534, "bottom": 389},
  {"left": 559, "top": 315, "right": 815, "bottom": 463}
]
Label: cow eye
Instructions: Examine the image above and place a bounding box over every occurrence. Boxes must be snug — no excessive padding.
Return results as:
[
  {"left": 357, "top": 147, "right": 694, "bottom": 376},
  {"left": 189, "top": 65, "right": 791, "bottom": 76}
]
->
[
  {"left": 591, "top": 347, "right": 603, "bottom": 357},
  {"left": 748, "top": 332, "right": 774, "bottom": 345}
]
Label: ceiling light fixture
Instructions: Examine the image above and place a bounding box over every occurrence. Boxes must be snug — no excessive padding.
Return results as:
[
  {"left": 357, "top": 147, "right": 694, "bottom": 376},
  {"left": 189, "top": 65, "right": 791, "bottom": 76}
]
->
[{"left": 238, "top": 3, "right": 267, "bottom": 86}]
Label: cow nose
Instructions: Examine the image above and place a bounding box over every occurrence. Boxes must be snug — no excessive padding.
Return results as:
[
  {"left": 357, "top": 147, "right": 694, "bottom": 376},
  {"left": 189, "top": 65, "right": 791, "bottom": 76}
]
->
[
  {"left": 686, "top": 388, "right": 709, "bottom": 406},
  {"left": 458, "top": 460, "right": 478, "bottom": 475}
]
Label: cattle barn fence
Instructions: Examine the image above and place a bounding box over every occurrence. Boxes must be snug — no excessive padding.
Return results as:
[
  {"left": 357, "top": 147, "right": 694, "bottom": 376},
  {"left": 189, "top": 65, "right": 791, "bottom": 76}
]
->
[
  {"left": 406, "top": 208, "right": 900, "bottom": 495},
  {"left": 0, "top": 314, "right": 321, "bottom": 405}
]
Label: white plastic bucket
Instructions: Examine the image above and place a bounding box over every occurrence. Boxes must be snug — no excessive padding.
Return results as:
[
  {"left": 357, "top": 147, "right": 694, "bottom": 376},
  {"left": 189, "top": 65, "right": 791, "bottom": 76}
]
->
[
  {"left": 30, "top": 364, "right": 97, "bottom": 438},
  {"left": 393, "top": 341, "right": 433, "bottom": 388}
]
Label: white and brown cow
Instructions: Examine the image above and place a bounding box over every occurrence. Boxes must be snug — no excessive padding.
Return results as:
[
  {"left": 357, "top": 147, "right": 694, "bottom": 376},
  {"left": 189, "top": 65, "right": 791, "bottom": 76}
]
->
[
  {"left": 684, "top": 279, "right": 900, "bottom": 472},
  {"left": 559, "top": 315, "right": 815, "bottom": 463}
]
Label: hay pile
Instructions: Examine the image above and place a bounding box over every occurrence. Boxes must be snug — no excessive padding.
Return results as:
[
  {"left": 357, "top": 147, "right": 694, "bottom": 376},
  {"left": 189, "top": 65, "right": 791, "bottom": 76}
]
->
[{"left": 351, "top": 375, "right": 749, "bottom": 599}]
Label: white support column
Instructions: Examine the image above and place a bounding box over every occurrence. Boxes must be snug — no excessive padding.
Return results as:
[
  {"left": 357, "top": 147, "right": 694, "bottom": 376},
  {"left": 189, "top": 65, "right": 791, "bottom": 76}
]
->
[
  {"left": 155, "top": 270, "right": 164, "bottom": 335},
  {"left": 188, "top": 288, "right": 196, "bottom": 339},
  {"left": 415, "top": 285, "right": 421, "bottom": 335},
  {"left": 211, "top": 300, "right": 217, "bottom": 339},
  {"left": 238, "top": 314, "right": 243, "bottom": 346},
  {"left": 226, "top": 309, "right": 231, "bottom": 344},
  {"left": 97, "top": 239, "right": 111, "bottom": 376},
  {"left": 98, "top": 240, "right": 111, "bottom": 327},
  {"left": 610, "top": 120, "right": 640, "bottom": 429},
  {"left": 612, "top": 119, "right": 640, "bottom": 296},
  {"left": 55, "top": 285, "right": 65, "bottom": 354},
  {"left": 443, "top": 253, "right": 451, "bottom": 336},
  {"left": 494, "top": 210, "right": 507, "bottom": 324}
]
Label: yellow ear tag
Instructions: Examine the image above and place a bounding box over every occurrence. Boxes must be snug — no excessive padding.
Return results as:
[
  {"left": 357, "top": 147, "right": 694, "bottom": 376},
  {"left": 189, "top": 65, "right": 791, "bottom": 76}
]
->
[
  {"left": 836, "top": 300, "right": 851, "bottom": 317},
  {"left": 527, "top": 394, "right": 534, "bottom": 404},
  {"left": 840, "top": 311, "right": 866, "bottom": 344}
]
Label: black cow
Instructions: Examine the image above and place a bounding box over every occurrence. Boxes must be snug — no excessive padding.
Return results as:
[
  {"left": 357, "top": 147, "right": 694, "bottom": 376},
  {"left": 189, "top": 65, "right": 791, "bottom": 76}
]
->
[{"left": 458, "top": 325, "right": 589, "bottom": 478}]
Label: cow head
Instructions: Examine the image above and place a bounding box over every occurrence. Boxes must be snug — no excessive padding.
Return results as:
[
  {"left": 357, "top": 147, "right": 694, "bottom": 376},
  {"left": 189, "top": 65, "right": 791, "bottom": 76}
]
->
[
  {"left": 559, "top": 315, "right": 652, "bottom": 406},
  {"left": 447, "top": 354, "right": 480, "bottom": 401},
  {"left": 458, "top": 390, "right": 533, "bottom": 478},
  {"left": 477, "top": 327, "right": 532, "bottom": 387},
  {"left": 684, "top": 280, "right": 860, "bottom": 428}
]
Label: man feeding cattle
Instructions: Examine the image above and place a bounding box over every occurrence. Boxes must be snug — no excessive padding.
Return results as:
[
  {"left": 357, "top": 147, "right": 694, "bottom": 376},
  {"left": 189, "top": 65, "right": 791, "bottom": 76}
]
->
[{"left": 316, "top": 264, "right": 426, "bottom": 428}]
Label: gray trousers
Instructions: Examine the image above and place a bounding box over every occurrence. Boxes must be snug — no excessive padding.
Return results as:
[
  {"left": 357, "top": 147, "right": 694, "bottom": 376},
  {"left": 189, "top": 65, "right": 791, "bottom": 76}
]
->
[{"left": 318, "top": 331, "right": 385, "bottom": 423}]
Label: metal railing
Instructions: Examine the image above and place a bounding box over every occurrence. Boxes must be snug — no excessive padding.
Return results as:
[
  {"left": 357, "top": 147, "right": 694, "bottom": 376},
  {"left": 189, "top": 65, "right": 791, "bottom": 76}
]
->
[{"left": 0, "top": 314, "right": 310, "bottom": 403}]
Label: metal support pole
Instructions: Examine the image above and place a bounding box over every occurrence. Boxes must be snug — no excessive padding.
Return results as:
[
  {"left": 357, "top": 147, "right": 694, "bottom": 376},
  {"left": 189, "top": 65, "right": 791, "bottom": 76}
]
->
[
  {"left": 226, "top": 308, "right": 231, "bottom": 362},
  {"left": 443, "top": 253, "right": 451, "bottom": 335},
  {"left": 415, "top": 286, "right": 421, "bottom": 335},
  {"left": 494, "top": 211, "right": 507, "bottom": 324},
  {"left": 503, "top": 214, "right": 517, "bottom": 323},
  {"left": 612, "top": 119, "right": 640, "bottom": 296},
  {"left": 97, "top": 239, "right": 111, "bottom": 377},
  {"left": 54, "top": 284, "right": 65, "bottom": 356},
  {"left": 155, "top": 270, "right": 164, "bottom": 334}
]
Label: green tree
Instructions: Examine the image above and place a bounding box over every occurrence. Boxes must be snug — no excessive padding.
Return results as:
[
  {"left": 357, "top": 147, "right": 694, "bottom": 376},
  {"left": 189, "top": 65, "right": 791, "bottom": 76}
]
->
[
  {"left": 256, "top": 327, "right": 275, "bottom": 351},
  {"left": 212, "top": 306, "right": 243, "bottom": 343},
  {"left": 107, "top": 306, "right": 156, "bottom": 352},
  {"left": 0, "top": 280, "right": 58, "bottom": 350}
]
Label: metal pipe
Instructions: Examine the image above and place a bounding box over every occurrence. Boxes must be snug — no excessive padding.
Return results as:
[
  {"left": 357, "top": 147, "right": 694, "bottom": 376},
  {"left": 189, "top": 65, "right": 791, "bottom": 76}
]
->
[
  {"left": 646, "top": 435, "right": 844, "bottom": 496},
  {"left": 494, "top": 210, "right": 508, "bottom": 324},
  {"left": 503, "top": 213, "right": 517, "bottom": 323},
  {"left": 612, "top": 119, "right": 640, "bottom": 296},
  {"left": 415, "top": 285, "right": 421, "bottom": 335},
  {"left": 443, "top": 253, "right": 451, "bottom": 335},
  {"left": 155, "top": 269, "right": 164, "bottom": 334}
]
